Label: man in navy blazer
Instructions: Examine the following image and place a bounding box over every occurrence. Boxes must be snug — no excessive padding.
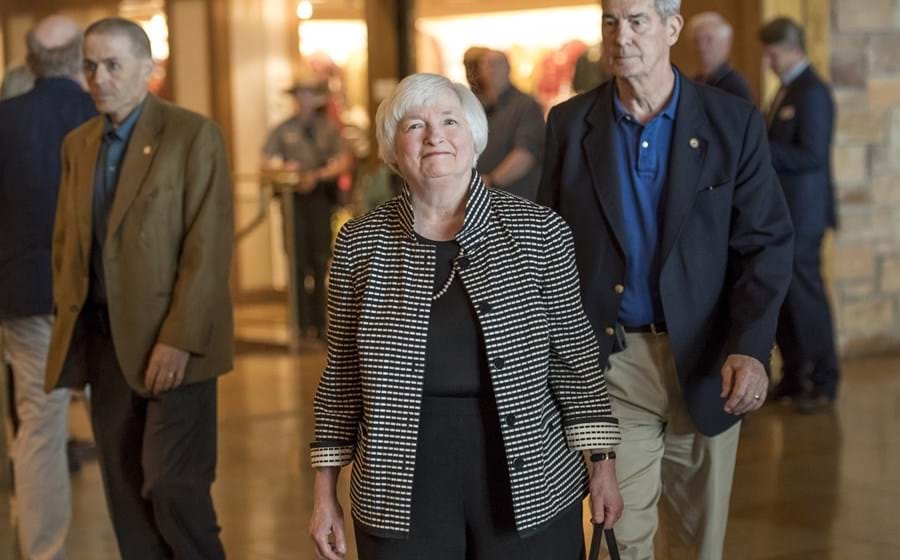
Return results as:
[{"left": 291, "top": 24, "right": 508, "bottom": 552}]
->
[
  {"left": 760, "top": 17, "right": 840, "bottom": 413},
  {"left": 538, "top": 0, "right": 793, "bottom": 558},
  {"left": 0, "top": 14, "right": 96, "bottom": 559},
  {"left": 687, "top": 11, "right": 753, "bottom": 102}
]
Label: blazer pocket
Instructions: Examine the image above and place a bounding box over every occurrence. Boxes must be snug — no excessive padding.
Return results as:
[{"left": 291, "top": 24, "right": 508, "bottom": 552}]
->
[{"left": 701, "top": 179, "right": 731, "bottom": 193}]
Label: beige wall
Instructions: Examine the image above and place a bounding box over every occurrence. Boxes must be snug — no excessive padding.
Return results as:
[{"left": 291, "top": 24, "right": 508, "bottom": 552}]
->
[
  {"left": 229, "top": 0, "right": 296, "bottom": 294},
  {"left": 3, "top": 13, "right": 34, "bottom": 68},
  {"left": 170, "top": 0, "right": 212, "bottom": 116}
]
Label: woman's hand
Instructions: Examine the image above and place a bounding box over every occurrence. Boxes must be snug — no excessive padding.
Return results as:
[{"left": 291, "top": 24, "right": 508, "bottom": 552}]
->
[
  {"left": 309, "top": 468, "right": 347, "bottom": 560},
  {"left": 589, "top": 458, "right": 623, "bottom": 529}
]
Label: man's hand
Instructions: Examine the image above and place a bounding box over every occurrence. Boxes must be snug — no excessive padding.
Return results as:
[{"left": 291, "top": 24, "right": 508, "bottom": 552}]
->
[
  {"left": 295, "top": 170, "right": 319, "bottom": 194},
  {"left": 721, "top": 354, "right": 769, "bottom": 415},
  {"left": 144, "top": 343, "right": 190, "bottom": 395}
]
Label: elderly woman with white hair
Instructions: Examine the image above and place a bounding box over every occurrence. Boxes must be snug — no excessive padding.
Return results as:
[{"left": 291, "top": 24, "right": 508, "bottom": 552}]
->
[{"left": 308, "top": 73, "right": 622, "bottom": 560}]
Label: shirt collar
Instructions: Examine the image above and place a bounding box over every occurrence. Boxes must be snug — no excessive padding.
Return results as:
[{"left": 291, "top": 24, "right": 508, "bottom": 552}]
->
[
  {"left": 103, "top": 99, "right": 145, "bottom": 142},
  {"left": 612, "top": 67, "right": 681, "bottom": 124},
  {"left": 780, "top": 59, "right": 809, "bottom": 86},
  {"left": 398, "top": 169, "right": 492, "bottom": 247}
]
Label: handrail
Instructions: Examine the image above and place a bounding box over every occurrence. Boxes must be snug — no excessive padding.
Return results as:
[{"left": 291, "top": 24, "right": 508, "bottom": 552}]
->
[{"left": 233, "top": 171, "right": 302, "bottom": 244}]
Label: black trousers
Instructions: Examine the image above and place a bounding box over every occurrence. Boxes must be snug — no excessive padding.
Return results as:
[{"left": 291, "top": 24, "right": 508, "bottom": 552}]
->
[
  {"left": 84, "top": 306, "right": 225, "bottom": 559},
  {"left": 775, "top": 233, "right": 840, "bottom": 397},
  {"left": 355, "top": 396, "right": 585, "bottom": 560},
  {"left": 283, "top": 188, "right": 333, "bottom": 335}
]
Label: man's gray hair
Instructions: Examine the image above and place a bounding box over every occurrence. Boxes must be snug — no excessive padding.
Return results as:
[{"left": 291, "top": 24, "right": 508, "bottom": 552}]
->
[
  {"left": 85, "top": 17, "right": 152, "bottom": 60},
  {"left": 375, "top": 73, "right": 488, "bottom": 175},
  {"left": 655, "top": 0, "right": 681, "bottom": 18},
  {"left": 25, "top": 30, "right": 83, "bottom": 79},
  {"left": 688, "top": 12, "right": 733, "bottom": 40}
]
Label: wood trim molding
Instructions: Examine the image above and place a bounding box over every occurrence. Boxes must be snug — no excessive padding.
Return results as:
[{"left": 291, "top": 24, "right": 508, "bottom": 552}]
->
[
  {"left": 2, "top": 0, "right": 118, "bottom": 15},
  {"left": 207, "top": 0, "right": 233, "bottom": 157}
]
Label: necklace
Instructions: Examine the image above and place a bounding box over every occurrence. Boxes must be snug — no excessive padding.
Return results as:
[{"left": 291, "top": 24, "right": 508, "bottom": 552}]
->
[{"left": 432, "top": 247, "right": 464, "bottom": 301}]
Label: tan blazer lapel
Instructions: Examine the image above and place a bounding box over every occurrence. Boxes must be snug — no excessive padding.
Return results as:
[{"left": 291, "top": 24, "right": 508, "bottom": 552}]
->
[
  {"left": 106, "top": 95, "right": 163, "bottom": 244},
  {"left": 76, "top": 118, "right": 104, "bottom": 270}
]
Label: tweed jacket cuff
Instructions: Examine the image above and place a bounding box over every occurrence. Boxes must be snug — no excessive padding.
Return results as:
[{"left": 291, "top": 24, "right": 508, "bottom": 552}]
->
[
  {"left": 310, "top": 441, "right": 355, "bottom": 468},
  {"left": 563, "top": 418, "right": 621, "bottom": 450}
]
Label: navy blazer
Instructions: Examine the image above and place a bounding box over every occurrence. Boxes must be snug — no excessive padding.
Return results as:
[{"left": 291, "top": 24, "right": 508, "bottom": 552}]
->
[
  {"left": 538, "top": 72, "right": 794, "bottom": 436},
  {"left": 768, "top": 65, "right": 837, "bottom": 234},
  {"left": 0, "top": 78, "right": 96, "bottom": 319},
  {"left": 695, "top": 63, "right": 753, "bottom": 103}
]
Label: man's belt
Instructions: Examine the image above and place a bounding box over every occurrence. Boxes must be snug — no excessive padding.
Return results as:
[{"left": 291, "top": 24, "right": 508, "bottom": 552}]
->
[
  {"left": 81, "top": 300, "right": 111, "bottom": 337},
  {"left": 622, "top": 322, "right": 667, "bottom": 335}
]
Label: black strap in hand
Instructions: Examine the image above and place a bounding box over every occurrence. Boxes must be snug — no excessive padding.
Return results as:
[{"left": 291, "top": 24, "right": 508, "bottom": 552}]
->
[{"left": 588, "top": 524, "right": 620, "bottom": 560}]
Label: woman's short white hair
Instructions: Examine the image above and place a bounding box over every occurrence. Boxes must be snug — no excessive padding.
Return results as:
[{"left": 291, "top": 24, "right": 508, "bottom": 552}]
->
[{"left": 375, "top": 73, "right": 488, "bottom": 174}]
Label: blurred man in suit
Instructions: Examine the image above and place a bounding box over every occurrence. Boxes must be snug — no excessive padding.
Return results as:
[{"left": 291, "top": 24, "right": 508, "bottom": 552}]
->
[
  {"left": 539, "top": 0, "right": 793, "bottom": 557},
  {"left": 0, "top": 15, "right": 96, "bottom": 559},
  {"left": 47, "top": 18, "right": 233, "bottom": 558},
  {"left": 688, "top": 12, "right": 753, "bottom": 102},
  {"left": 761, "top": 17, "right": 840, "bottom": 413}
]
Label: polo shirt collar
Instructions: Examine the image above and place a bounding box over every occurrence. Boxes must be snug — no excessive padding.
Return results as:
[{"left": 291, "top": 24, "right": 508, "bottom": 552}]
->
[
  {"left": 612, "top": 66, "right": 681, "bottom": 123},
  {"left": 103, "top": 98, "right": 145, "bottom": 142}
]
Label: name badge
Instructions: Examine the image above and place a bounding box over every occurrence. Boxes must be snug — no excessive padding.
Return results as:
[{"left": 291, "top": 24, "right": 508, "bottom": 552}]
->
[{"left": 778, "top": 105, "right": 796, "bottom": 120}]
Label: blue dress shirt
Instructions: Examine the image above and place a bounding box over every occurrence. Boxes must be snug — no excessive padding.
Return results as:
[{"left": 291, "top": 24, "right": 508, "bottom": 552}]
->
[
  {"left": 90, "top": 102, "right": 144, "bottom": 304},
  {"left": 612, "top": 73, "right": 680, "bottom": 326}
]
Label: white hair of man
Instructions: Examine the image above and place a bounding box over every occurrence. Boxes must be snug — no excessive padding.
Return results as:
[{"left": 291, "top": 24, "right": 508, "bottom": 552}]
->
[
  {"left": 688, "top": 11, "right": 734, "bottom": 40},
  {"left": 375, "top": 73, "right": 488, "bottom": 174},
  {"left": 654, "top": 0, "right": 681, "bottom": 18},
  {"left": 25, "top": 15, "right": 84, "bottom": 79}
]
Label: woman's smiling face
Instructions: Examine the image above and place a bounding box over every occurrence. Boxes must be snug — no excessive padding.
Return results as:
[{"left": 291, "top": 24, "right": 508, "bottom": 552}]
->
[{"left": 394, "top": 90, "right": 475, "bottom": 186}]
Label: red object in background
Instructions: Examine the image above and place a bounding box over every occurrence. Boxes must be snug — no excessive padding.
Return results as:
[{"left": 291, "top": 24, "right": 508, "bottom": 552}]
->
[
  {"left": 148, "top": 60, "right": 168, "bottom": 98},
  {"left": 536, "top": 40, "right": 588, "bottom": 108}
]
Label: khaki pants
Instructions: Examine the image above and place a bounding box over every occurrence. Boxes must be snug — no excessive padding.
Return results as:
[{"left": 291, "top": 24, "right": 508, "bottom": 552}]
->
[
  {"left": 0, "top": 316, "right": 71, "bottom": 560},
  {"left": 605, "top": 332, "right": 740, "bottom": 560}
]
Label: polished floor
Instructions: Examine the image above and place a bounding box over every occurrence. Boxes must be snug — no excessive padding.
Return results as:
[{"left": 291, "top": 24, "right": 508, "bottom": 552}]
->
[{"left": 2, "top": 302, "right": 899, "bottom": 559}]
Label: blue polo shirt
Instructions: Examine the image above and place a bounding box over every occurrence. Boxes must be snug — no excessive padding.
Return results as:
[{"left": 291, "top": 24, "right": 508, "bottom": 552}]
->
[
  {"left": 612, "top": 73, "right": 680, "bottom": 326},
  {"left": 90, "top": 102, "right": 144, "bottom": 304}
]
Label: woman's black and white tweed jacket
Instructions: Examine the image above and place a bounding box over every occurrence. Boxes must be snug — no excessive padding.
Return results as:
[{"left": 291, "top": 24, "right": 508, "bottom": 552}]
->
[{"left": 311, "top": 172, "right": 621, "bottom": 538}]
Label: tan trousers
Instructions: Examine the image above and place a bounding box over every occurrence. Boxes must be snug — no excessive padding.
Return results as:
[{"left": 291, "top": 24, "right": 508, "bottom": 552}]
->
[
  {"left": 605, "top": 332, "right": 740, "bottom": 560},
  {"left": 0, "top": 316, "right": 70, "bottom": 560}
]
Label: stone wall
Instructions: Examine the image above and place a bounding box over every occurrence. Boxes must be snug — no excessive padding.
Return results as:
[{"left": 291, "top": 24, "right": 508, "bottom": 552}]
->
[{"left": 831, "top": 0, "right": 900, "bottom": 355}]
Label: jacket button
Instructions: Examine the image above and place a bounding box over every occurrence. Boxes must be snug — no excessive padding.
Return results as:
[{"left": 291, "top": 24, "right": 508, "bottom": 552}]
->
[
  {"left": 614, "top": 284, "right": 625, "bottom": 294},
  {"left": 478, "top": 301, "right": 492, "bottom": 314},
  {"left": 70, "top": 305, "right": 79, "bottom": 313},
  {"left": 492, "top": 357, "right": 505, "bottom": 370},
  {"left": 455, "top": 256, "right": 471, "bottom": 270},
  {"left": 513, "top": 457, "right": 525, "bottom": 471},
  {"left": 505, "top": 413, "right": 516, "bottom": 427},
  {"left": 605, "top": 327, "right": 615, "bottom": 336}
]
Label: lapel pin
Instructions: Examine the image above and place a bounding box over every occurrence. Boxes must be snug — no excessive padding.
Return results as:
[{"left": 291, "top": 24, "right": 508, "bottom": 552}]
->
[
  {"left": 689, "top": 138, "right": 700, "bottom": 149},
  {"left": 143, "top": 145, "right": 152, "bottom": 155}
]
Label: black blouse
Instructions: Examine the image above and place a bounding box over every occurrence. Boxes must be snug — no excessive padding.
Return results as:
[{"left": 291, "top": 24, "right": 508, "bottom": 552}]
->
[{"left": 418, "top": 235, "right": 491, "bottom": 398}]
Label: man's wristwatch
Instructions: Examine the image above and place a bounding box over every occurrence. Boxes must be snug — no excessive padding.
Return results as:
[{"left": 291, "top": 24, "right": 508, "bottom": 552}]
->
[{"left": 590, "top": 451, "right": 617, "bottom": 462}]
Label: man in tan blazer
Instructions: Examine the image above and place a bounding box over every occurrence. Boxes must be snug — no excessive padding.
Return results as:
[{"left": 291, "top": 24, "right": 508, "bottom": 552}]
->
[{"left": 47, "top": 17, "right": 232, "bottom": 559}]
